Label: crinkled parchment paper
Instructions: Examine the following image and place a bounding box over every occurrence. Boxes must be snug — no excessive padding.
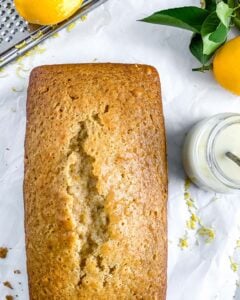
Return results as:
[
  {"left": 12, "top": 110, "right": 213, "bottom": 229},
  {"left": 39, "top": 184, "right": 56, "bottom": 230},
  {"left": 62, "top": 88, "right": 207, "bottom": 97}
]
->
[{"left": 1, "top": 0, "right": 240, "bottom": 299}]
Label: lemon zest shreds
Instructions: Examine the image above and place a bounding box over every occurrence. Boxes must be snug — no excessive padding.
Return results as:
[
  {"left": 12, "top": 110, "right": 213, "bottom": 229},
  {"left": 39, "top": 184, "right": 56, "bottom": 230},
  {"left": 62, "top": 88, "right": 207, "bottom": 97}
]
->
[
  {"left": 184, "top": 180, "right": 197, "bottom": 210},
  {"left": 15, "top": 41, "right": 27, "bottom": 49},
  {"left": 67, "top": 22, "right": 77, "bottom": 32},
  {"left": 186, "top": 219, "right": 195, "bottom": 230},
  {"left": 230, "top": 257, "right": 239, "bottom": 272},
  {"left": 184, "top": 178, "right": 191, "bottom": 190},
  {"left": 186, "top": 198, "right": 196, "bottom": 209},
  {"left": 32, "top": 30, "right": 43, "bottom": 40},
  {"left": 81, "top": 15, "right": 88, "bottom": 21},
  {"left": 18, "top": 64, "right": 30, "bottom": 72},
  {"left": 179, "top": 237, "right": 189, "bottom": 249},
  {"left": 186, "top": 214, "right": 200, "bottom": 230},
  {"left": 183, "top": 178, "right": 215, "bottom": 244},
  {"left": 52, "top": 33, "right": 59, "bottom": 38},
  {"left": 29, "top": 45, "right": 46, "bottom": 55},
  {"left": 191, "top": 214, "right": 199, "bottom": 222},
  {"left": 236, "top": 240, "right": 240, "bottom": 248},
  {"left": 179, "top": 178, "right": 216, "bottom": 249},
  {"left": 16, "top": 55, "right": 24, "bottom": 64},
  {"left": 16, "top": 67, "right": 28, "bottom": 79},
  {"left": 12, "top": 87, "right": 24, "bottom": 93},
  {"left": 24, "top": 46, "right": 46, "bottom": 57},
  {"left": 0, "top": 68, "right": 8, "bottom": 78},
  {"left": 16, "top": 45, "right": 46, "bottom": 64},
  {"left": 197, "top": 227, "right": 215, "bottom": 243},
  {"left": 184, "top": 191, "right": 190, "bottom": 200}
]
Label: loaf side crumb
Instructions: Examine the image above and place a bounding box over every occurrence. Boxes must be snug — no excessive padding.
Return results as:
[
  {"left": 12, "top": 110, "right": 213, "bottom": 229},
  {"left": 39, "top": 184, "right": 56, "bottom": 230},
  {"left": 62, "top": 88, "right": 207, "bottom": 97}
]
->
[
  {"left": 3, "top": 281, "right": 13, "bottom": 289},
  {"left": 0, "top": 247, "right": 8, "bottom": 259}
]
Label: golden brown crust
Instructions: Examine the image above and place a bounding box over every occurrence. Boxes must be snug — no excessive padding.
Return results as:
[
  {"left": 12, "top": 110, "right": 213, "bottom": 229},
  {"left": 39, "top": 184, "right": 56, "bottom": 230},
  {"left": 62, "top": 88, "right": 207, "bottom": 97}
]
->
[{"left": 24, "top": 63, "right": 168, "bottom": 300}]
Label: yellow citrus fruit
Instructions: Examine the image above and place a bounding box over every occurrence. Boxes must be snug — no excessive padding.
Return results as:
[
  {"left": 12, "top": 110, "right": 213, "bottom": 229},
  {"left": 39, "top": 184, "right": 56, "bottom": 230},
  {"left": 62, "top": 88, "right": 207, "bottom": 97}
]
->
[
  {"left": 14, "top": 0, "right": 83, "bottom": 25},
  {"left": 213, "top": 37, "right": 240, "bottom": 95}
]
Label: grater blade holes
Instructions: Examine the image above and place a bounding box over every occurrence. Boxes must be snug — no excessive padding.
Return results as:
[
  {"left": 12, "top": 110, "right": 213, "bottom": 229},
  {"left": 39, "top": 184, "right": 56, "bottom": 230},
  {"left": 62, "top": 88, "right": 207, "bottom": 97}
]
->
[
  {"left": 6, "top": 22, "right": 14, "bottom": 29},
  {"left": 5, "top": 36, "right": 13, "bottom": 42},
  {"left": 10, "top": 28, "right": 18, "bottom": 34},
  {"left": 0, "top": 0, "right": 29, "bottom": 47},
  {"left": 1, "top": 30, "right": 9, "bottom": 36},
  {"left": 12, "top": 15, "right": 19, "bottom": 21}
]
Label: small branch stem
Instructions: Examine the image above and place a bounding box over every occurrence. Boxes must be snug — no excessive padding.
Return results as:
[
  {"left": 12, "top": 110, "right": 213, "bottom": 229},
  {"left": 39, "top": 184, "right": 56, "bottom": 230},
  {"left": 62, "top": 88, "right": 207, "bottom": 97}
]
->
[{"left": 192, "top": 64, "right": 213, "bottom": 72}]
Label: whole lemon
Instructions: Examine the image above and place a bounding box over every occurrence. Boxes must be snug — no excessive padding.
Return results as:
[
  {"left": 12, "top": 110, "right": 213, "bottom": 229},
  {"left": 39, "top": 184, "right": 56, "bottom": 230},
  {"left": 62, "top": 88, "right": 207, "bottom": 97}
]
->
[
  {"left": 213, "top": 37, "right": 240, "bottom": 95},
  {"left": 14, "top": 0, "right": 83, "bottom": 25}
]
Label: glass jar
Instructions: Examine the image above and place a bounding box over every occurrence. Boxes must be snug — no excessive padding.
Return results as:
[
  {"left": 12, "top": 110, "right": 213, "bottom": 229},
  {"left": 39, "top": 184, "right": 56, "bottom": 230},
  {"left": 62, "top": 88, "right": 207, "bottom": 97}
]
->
[{"left": 183, "top": 113, "right": 240, "bottom": 193}]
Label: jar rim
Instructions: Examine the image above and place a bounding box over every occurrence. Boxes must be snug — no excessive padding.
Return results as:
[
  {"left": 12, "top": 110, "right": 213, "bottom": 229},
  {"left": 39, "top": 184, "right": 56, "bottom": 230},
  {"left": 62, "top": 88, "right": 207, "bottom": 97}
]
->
[{"left": 206, "top": 113, "right": 240, "bottom": 190}]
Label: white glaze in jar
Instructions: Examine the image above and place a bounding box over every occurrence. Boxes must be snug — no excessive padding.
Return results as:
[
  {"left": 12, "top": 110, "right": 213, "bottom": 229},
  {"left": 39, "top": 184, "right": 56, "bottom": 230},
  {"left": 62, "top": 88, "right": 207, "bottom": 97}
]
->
[{"left": 183, "top": 113, "right": 240, "bottom": 193}]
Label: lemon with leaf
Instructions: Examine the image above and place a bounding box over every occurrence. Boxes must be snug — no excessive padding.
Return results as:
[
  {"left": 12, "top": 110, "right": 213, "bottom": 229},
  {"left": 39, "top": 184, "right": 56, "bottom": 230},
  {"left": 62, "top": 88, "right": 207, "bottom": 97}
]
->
[{"left": 141, "top": 0, "right": 240, "bottom": 94}]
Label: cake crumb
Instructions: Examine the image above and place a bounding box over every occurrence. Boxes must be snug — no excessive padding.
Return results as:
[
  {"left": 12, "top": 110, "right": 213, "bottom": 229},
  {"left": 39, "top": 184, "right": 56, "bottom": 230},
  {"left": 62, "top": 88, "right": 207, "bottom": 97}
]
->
[
  {"left": 3, "top": 281, "right": 13, "bottom": 289},
  {"left": 14, "top": 270, "right": 21, "bottom": 274},
  {"left": 0, "top": 247, "right": 8, "bottom": 259},
  {"left": 5, "top": 296, "right": 13, "bottom": 300}
]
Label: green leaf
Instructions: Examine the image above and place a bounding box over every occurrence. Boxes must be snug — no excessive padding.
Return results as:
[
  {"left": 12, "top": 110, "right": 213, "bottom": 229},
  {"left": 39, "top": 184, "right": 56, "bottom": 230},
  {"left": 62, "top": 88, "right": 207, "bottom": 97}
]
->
[
  {"left": 140, "top": 7, "right": 209, "bottom": 33},
  {"left": 209, "top": 22, "right": 228, "bottom": 42},
  {"left": 201, "top": 11, "right": 228, "bottom": 55},
  {"left": 204, "top": 0, "right": 217, "bottom": 12},
  {"left": 231, "top": 0, "right": 240, "bottom": 30},
  {"left": 216, "top": 1, "right": 233, "bottom": 27},
  {"left": 189, "top": 34, "right": 213, "bottom": 64},
  {"left": 227, "top": 0, "right": 236, "bottom": 8},
  {"left": 202, "top": 34, "right": 223, "bottom": 55},
  {"left": 233, "top": 15, "right": 240, "bottom": 30},
  {"left": 201, "top": 11, "right": 220, "bottom": 36}
]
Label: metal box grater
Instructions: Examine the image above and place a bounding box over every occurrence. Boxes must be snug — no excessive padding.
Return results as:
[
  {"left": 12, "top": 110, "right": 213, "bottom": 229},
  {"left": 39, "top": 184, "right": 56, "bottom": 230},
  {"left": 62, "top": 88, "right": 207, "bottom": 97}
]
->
[{"left": 0, "top": 0, "right": 107, "bottom": 68}]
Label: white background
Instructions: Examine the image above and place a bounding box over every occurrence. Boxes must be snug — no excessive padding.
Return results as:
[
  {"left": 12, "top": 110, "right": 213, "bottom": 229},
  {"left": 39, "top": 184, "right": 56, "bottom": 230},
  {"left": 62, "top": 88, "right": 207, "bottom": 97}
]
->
[{"left": 1, "top": 0, "right": 240, "bottom": 299}]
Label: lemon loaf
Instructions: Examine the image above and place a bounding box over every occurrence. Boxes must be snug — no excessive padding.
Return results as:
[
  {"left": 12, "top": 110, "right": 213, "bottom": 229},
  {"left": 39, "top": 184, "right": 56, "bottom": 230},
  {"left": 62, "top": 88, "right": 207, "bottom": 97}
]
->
[{"left": 24, "top": 64, "right": 168, "bottom": 299}]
